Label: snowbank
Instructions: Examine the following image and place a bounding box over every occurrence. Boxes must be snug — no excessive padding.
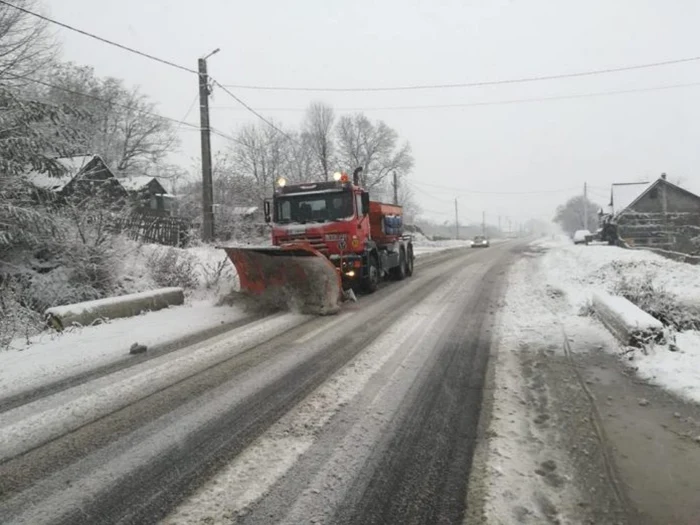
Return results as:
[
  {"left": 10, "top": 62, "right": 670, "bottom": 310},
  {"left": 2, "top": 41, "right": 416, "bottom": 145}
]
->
[{"left": 633, "top": 331, "right": 700, "bottom": 403}]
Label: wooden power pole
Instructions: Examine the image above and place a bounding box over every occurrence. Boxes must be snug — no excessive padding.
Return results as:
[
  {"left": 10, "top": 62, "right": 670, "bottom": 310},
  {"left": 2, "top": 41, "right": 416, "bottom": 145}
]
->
[
  {"left": 393, "top": 171, "right": 398, "bottom": 205},
  {"left": 199, "top": 50, "right": 219, "bottom": 242},
  {"left": 455, "top": 198, "right": 459, "bottom": 240},
  {"left": 583, "top": 182, "right": 588, "bottom": 231}
]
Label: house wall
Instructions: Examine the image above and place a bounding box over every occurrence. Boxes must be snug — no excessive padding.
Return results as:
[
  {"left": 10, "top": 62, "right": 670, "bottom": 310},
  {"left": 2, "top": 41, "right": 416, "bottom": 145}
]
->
[{"left": 617, "top": 182, "right": 700, "bottom": 253}]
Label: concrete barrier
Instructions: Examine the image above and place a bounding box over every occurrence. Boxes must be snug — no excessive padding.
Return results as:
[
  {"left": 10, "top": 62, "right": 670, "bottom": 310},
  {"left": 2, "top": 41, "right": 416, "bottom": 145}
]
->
[
  {"left": 45, "top": 288, "right": 185, "bottom": 331},
  {"left": 592, "top": 292, "right": 664, "bottom": 347}
]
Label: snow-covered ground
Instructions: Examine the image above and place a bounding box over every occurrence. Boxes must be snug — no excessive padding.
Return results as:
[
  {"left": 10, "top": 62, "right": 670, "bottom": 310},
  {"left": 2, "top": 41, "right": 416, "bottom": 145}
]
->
[
  {"left": 532, "top": 235, "right": 700, "bottom": 404},
  {"left": 411, "top": 236, "right": 473, "bottom": 255},
  {"left": 535, "top": 236, "right": 700, "bottom": 307},
  {"left": 0, "top": 301, "right": 249, "bottom": 401}
]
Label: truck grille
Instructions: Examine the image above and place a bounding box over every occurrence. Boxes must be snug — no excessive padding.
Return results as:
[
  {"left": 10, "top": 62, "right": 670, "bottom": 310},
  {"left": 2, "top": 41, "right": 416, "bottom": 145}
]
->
[{"left": 282, "top": 234, "right": 329, "bottom": 254}]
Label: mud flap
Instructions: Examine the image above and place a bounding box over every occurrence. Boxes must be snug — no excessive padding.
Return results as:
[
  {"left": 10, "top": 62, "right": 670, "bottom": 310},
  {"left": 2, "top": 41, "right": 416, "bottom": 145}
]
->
[{"left": 219, "top": 244, "right": 345, "bottom": 315}]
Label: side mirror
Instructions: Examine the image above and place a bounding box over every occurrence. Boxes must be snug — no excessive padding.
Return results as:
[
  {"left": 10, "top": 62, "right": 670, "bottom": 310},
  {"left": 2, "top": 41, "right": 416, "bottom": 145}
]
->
[
  {"left": 264, "top": 200, "right": 271, "bottom": 223},
  {"left": 361, "top": 192, "right": 370, "bottom": 216}
]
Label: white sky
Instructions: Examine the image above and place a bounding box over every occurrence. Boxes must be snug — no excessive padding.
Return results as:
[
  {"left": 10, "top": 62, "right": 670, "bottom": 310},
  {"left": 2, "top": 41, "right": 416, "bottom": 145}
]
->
[{"left": 46, "top": 0, "right": 700, "bottom": 226}]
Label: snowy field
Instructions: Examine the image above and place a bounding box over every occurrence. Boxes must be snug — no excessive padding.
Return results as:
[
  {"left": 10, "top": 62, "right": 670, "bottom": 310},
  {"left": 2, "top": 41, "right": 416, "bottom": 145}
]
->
[{"left": 533, "top": 236, "right": 700, "bottom": 404}]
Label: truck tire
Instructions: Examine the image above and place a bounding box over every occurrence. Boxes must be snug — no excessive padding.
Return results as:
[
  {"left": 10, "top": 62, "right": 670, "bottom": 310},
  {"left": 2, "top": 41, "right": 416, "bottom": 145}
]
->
[
  {"left": 363, "top": 253, "right": 380, "bottom": 293},
  {"left": 406, "top": 245, "right": 414, "bottom": 277},
  {"left": 392, "top": 248, "right": 407, "bottom": 281}
]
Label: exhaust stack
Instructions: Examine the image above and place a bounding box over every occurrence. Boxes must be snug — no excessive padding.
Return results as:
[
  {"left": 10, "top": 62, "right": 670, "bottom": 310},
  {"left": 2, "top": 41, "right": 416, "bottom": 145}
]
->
[{"left": 353, "top": 167, "right": 363, "bottom": 186}]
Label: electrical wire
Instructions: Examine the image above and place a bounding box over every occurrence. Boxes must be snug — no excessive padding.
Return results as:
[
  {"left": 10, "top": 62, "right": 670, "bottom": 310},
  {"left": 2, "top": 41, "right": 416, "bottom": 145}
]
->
[
  {"left": 210, "top": 79, "right": 300, "bottom": 145},
  {"left": 209, "top": 80, "right": 700, "bottom": 113},
  {"left": 405, "top": 181, "right": 454, "bottom": 204},
  {"left": 177, "top": 92, "right": 200, "bottom": 130},
  {"left": 0, "top": 0, "right": 198, "bottom": 75},
  {"left": 210, "top": 127, "right": 243, "bottom": 145},
  {"left": 410, "top": 179, "right": 580, "bottom": 195},
  {"left": 5, "top": 71, "right": 202, "bottom": 131},
  {"left": 221, "top": 57, "right": 700, "bottom": 92}
]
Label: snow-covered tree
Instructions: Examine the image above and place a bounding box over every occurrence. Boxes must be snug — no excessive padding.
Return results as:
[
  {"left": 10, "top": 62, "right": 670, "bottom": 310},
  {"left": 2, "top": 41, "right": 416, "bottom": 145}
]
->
[{"left": 553, "top": 195, "right": 600, "bottom": 236}]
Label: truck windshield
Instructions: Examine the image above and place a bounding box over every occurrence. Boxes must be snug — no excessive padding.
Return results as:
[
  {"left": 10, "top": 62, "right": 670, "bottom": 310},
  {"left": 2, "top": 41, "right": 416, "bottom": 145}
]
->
[{"left": 275, "top": 191, "right": 354, "bottom": 224}]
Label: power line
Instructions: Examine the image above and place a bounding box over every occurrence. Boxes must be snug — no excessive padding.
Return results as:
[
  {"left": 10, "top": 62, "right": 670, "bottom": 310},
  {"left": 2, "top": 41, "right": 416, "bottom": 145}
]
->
[
  {"left": 0, "top": 0, "right": 197, "bottom": 75},
  {"left": 5, "top": 71, "right": 202, "bottom": 131},
  {"left": 210, "top": 127, "right": 243, "bottom": 145},
  {"left": 406, "top": 181, "right": 455, "bottom": 204},
  {"left": 210, "top": 79, "right": 300, "bottom": 145},
  {"left": 209, "top": 80, "right": 700, "bottom": 113},
  {"left": 221, "top": 56, "right": 700, "bottom": 92},
  {"left": 411, "top": 180, "right": 579, "bottom": 195},
  {"left": 177, "top": 92, "right": 200, "bottom": 130}
]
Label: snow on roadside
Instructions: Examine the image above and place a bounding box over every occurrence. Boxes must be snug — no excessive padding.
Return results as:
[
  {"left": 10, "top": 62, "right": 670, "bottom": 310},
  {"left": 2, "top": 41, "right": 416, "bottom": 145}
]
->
[
  {"left": 533, "top": 236, "right": 700, "bottom": 404},
  {"left": 633, "top": 331, "right": 700, "bottom": 404},
  {"left": 0, "top": 301, "right": 248, "bottom": 401},
  {"left": 412, "top": 238, "right": 473, "bottom": 256},
  {"left": 534, "top": 235, "right": 700, "bottom": 309},
  {"left": 479, "top": 255, "right": 586, "bottom": 524}
]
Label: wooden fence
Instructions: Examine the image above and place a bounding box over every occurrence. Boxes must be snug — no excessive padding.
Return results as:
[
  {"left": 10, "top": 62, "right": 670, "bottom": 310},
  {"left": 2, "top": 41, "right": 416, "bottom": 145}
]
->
[{"left": 111, "top": 214, "right": 191, "bottom": 247}]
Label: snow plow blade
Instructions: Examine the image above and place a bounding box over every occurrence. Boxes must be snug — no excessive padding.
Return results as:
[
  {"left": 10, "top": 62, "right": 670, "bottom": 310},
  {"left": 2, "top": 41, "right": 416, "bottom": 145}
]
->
[{"left": 220, "top": 245, "right": 345, "bottom": 315}]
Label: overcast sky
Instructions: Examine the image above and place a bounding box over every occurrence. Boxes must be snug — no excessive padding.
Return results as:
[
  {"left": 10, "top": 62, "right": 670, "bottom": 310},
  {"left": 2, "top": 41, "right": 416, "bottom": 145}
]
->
[{"left": 47, "top": 0, "right": 700, "bottom": 227}]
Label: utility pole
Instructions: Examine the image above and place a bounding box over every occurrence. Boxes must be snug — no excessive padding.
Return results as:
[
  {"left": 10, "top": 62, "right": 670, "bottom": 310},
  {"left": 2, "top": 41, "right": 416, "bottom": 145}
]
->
[
  {"left": 482, "top": 211, "right": 486, "bottom": 236},
  {"left": 392, "top": 171, "right": 398, "bottom": 205},
  {"left": 583, "top": 182, "right": 588, "bottom": 231},
  {"left": 498, "top": 215, "right": 502, "bottom": 234},
  {"left": 455, "top": 198, "right": 459, "bottom": 240},
  {"left": 198, "top": 48, "right": 219, "bottom": 242}
]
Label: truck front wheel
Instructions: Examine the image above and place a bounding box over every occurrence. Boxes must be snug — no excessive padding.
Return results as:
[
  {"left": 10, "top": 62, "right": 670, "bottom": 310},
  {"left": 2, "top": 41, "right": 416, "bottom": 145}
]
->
[
  {"left": 406, "top": 245, "right": 414, "bottom": 277},
  {"left": 363, "top": 254, "right": 380, "bottom": 293},
  {"left": 392, "top": 248, "right": 408, "bottom": 281}
]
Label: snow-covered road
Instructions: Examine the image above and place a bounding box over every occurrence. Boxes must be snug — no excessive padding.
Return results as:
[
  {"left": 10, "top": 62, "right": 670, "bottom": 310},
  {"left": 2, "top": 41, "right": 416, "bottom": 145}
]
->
[{"left": 0, "top": 242, "right": 516, "bottom": 525}]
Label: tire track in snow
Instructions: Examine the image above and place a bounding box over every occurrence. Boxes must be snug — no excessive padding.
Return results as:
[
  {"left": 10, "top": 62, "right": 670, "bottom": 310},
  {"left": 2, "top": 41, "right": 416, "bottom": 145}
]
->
[{"left": 162, "top": 259, "right": 481, "bottom": 524}]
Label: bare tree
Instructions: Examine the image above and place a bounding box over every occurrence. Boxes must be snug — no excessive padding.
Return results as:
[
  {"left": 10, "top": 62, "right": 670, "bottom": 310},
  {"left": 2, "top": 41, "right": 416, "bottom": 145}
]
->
[
  {"left": 335, "top": 113, "right": 414, "bottom": 189},
  {"left": 43, "top": 63, "right": 178, "bottom": 175},
  {"left": 0, "top": 0, "right": 56, "bottom": 86},
  {"left": 301, "top": 102, "right": 335, "bottom": 180},
  {"left": 229, "top": 122, "right": 293, "bottom": 205},
  {"left": 396, "top": 180, "right": 421, "bottom": 224}
]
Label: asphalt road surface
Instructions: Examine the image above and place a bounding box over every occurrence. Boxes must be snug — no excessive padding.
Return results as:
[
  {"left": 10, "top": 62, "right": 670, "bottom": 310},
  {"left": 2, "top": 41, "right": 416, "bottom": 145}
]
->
[{"left": 0, "top": 241, "right": 518, "bottom": 525}]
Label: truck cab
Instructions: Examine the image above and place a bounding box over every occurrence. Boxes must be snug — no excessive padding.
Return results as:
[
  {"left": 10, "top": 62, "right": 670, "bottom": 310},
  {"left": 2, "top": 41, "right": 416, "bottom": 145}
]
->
[{"left": 264, "top": 170, "right": 413, "bottom": 292}]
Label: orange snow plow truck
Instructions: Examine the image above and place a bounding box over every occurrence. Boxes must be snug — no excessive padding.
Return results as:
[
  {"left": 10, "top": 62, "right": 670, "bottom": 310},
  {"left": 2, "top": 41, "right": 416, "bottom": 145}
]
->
[{"left": 220, "top": 168, "right": 414, "bottom": 314}]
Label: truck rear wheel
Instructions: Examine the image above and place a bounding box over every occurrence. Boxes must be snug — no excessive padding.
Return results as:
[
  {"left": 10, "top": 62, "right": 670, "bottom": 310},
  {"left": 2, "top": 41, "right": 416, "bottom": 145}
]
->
[
  {"left": 406, "top": 245, "right": 414, "bottom": 277},
  {"left": 392, "top": 249, "right": 407, "bottom": 281},
  {"left": 363, "top": 254, "right": 380, "bottom": 293}
]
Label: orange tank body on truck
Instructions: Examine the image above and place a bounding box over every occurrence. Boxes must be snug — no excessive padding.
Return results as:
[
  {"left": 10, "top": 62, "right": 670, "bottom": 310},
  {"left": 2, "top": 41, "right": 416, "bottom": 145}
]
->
[{"left": 369, "top": 201, "right": 404, "bottom": 245}]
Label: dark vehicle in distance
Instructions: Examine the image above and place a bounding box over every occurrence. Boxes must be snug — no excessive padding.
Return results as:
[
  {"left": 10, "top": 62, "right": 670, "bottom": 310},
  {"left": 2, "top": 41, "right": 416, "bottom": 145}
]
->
[{"left": 472, "top": 235, "right": 490, "bottom": 248}]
